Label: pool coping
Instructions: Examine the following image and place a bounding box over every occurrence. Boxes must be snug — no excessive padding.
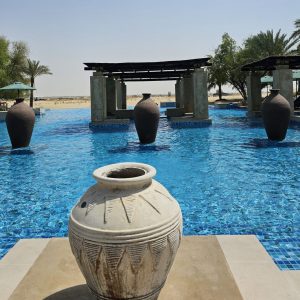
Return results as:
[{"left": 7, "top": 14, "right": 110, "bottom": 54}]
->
[{"left": 1, "top": 235, "right": 300, "bottom": 300}]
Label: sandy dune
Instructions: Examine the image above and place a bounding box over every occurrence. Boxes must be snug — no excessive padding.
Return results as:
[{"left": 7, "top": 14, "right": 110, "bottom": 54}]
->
[{"left": 3, "top": 94, "right": 244, "bottom": 110}]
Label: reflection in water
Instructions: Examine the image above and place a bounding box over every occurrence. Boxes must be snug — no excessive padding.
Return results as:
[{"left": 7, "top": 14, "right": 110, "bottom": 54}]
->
[
  {"left": 45, "top": 123, "right": 91, "bottom": 136},
  {"left": 10, "top": 149, "right": 35, "bottom": 155},
  {"left": 0, "top": 145, "right": 48, "bottom": 157},
  {"left": 108, "top": 142, "right": 171, "bottom": 154},
  {"left": 242, "top": 138, "right": 300, "bottom": 149}
]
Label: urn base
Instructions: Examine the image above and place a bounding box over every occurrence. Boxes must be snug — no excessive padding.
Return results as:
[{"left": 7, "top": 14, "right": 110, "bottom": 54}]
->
[{"left": 89, "top": 284, "right": 162, "bottom": 300}]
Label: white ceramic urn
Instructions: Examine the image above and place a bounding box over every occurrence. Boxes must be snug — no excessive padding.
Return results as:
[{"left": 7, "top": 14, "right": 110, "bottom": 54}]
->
[{"left": 69, "top": 162, "right": 182, "bottom": 300}]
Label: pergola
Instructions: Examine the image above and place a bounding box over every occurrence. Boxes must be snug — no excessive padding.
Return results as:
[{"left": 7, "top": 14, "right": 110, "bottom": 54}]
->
[
  {"left": 84, "top": 58, "right": 211, "bottom": 124},
  {"left": 241, "top": 55, "right": 300, "bottom": 116}
]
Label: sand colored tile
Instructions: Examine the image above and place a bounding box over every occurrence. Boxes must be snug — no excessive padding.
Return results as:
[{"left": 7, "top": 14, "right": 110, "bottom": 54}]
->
[
  {"left": 0, "top": 239, "right": 49, "bottom": 266},
  {"left": 283, "top": 271, "right": 300, "bottom": 296},
  {"left": 218, "top": 235, "right": 300, "bottom": 300},
  {"left": 9, "top": 236, "right": 242, "bottom": 300},
  {"left": 159, "top": 236, "right": 242, "bottom": 300},
  {"left": 0, "top": 239, "right": 49, "bottom": 300}
]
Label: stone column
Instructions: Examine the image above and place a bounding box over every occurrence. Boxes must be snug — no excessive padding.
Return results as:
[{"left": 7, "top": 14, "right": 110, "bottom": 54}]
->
[
  {"left": 90, "top": 72, "right": 106, "bottom": 123},
  {"left": 106, "top": 76, "right": 116, "bottom": 116},
  {"left": 175, "top": 79, "right": 181, "bottom": 108},
  {"left": 273, "top": 65, "right": 293, "bottom": 114},
  {"left": 246, "top": 71, "right": 262, "bottom": 115},
  {"left": 115, "top": 79, "right": 122, "bottom": 110},
  {"left": 121, "top": 82, "right": 127, "bottom": 109},
  {"left": 179, "top": 79, "right": 184, "bottom": 108},
  {"left": 193, "top": 68, "right": 208, "bottom": 119},
  {"left": 183, "top": 75, "right": 194, "bottom": 113}
]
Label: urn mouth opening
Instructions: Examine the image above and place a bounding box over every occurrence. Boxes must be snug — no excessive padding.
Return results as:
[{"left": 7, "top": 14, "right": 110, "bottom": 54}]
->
[
  {"left": 107, "top": 167, "right": 146, "bottom": 179},
  {"left": 93, "top": 162, "right": 156, "bottom": 187}
]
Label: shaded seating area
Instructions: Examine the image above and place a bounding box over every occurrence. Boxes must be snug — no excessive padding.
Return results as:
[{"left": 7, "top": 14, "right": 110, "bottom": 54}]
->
[
  {"left": 0, "top": 100, "right": 8, "bottom": 111},
  {"left": 84, "top": 58, "right": 211, "bottom": 125},
  {"left": 242, "top": 55, "right": 300, "bottom": 118}
]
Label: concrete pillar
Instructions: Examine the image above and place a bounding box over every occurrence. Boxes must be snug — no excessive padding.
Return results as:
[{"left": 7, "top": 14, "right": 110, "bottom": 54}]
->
[
  {"left": 90, "top": 72, "right": 106, "bottom": 123},
  {"left": 179, "top": 79, "right": 184, "bottom": 108},
  {"left": 273, "top": 65, "right": 294, "bottom": 114},
  {"left": 175, "top": 79, "right": 182, "bottom": 108},
  {"left": 183, "top": 75, "right": 194, "bottom": 113},
  {"left": 115, "top": 79, "right": 122, "bottom": 110},
  {"left": 193, "top": 68, "right": 208, "bottom": 119},
  {"left": 121, "top": 82, "right": 127, "bottom": 109},
  {"left": 246, "top": 71, "right": 262, "bottom": 114},
  {"left": 106, "top": 76, "right": 116, "bottom": 116}
]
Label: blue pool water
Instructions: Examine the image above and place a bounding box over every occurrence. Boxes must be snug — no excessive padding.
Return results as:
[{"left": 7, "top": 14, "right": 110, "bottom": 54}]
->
[{"left": 0, "top": 107, "right": 299, "bottom": 270}]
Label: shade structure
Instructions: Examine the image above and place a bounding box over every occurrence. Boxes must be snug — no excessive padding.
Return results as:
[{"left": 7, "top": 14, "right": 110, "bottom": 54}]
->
[
  {"left": 260, "top": 71, "right": 300, "bottom": 84},
  {"left": 261, "top": 76, "right": 273, "bottom": 84},
  {"left": 241, "top": 55, "right": 300, "bottom": 71},
  {"left": 293, "top": 70, "right": 300, "bottom": 80},
  {"left": 0, "top": 82, "right": 36, "bottom": 97},
  {"left": 84, "top": 58, "right": 211, "bottom": 81}
]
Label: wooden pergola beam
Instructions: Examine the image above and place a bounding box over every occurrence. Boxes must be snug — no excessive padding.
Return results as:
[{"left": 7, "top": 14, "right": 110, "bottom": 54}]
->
[
  {"left": 84, "top": 58, "right": 211, "bottom": 73},
  {"left": 241, "top": 55, "right": 300, "bottom": 71}
]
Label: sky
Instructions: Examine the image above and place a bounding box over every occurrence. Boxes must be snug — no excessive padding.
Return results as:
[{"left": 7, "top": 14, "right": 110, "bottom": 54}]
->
[{"left": 0, "top": 0, "right": 299, "bottom": 97}]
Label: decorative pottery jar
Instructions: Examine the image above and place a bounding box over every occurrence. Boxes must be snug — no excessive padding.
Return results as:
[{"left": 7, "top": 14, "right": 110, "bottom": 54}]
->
[
  {"left": 133, "top": 93, "right": 160, "bottom": 144},
  {"left": 261, "top": 89, "right": 291, "bottom": 141},
  {"left": 69, "top": 162, "right": 182, "bottom": 300},
  {"left": 5, "top": 98, "right": 35, "bottom": 148}
]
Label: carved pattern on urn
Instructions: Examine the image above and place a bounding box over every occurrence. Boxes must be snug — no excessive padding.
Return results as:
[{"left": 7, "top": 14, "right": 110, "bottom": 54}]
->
[{"left": 69, "top": 163, "right": 182, "bottom": 300}]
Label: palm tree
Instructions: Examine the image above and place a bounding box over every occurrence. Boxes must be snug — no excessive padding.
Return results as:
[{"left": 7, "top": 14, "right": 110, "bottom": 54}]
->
[
  {"left": 23, "top": 59, "right": 52, "bottom": 107},
  {"left": 291, "top": 19, "right": 300, "bottom": 41},
  {"left": 243, "top": 29, "right": 299, "bottom": 62},
  {"left": 291, "top": 19, "right": 300, "bottom": 54}
]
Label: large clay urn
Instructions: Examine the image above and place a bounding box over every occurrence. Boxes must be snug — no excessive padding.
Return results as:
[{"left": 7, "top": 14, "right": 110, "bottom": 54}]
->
[
  {"left": 261, "top": 89, "right": 291, "bottom": 141},
  {"left": 5, "top": 98, "right": 35, "bottom": 148},
  {"left": 133, "top": 93, "right": 160, "bottom": 144},
  {"left": 69, "top": 162, "right": 182, "bottom": 300}
]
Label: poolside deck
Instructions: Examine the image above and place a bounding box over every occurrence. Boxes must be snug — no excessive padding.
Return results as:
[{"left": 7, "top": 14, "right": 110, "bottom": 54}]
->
[{"left": 1, "top": 236, "right": 299, "bottom": 300}]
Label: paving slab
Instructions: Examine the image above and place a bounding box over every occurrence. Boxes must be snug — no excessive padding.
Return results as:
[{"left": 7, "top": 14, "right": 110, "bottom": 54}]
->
[
  {"left": 283, "top": 271, "right": 300, "bottom": 296},
  {"left": 218, "top": 235, "right": 300, "bottom": 300},
  {"left": 0, "top": 239, "right": 49, "bottom": 300},
  {"left": 8, "top": 236, "right": 243, "bottom": 300}
]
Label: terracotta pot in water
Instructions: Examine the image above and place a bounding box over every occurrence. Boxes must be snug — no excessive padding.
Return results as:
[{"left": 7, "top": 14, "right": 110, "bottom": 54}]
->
[
  {"left": 261, "top": 89, "right": 291, "bottom": 141},
  {"left": 5, "top": 98, "right": 35, "bottom": 148},
  {"left": 69, "top": 162, "right": 182, "bottom": 300},
  {"left": 134, "top": 93, "right": 160, "bottom": 144}
]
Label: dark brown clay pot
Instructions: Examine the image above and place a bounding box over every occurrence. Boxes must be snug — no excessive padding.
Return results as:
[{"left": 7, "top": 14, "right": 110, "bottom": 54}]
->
[
  {"left": 133, "top": 93, "right": 160, "bottom": 144},
  {"left": 5, "top": 98, "right": 35, "bottom": 148},
  {"left": 261, "top": 89, "right": 291, "bottom": 141}
]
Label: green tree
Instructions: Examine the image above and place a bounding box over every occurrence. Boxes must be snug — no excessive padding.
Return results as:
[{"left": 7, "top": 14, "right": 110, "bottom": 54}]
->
[
  {"left": 209, "top": 33, "right": 248, "bottom": 101},
  {"left": 22, "top": 59, "right": 52, "bottom": 107},
  {"left": 7, "top": 41, "right": 29, "bottom": 83},
  {"left": 0, "top": 36, "right": 10, "bottom": 88},
  {"left": 226, "top": 48, "right": 248, "bottom": 101},
  {"left": 291, "top": 19, "right": 300, "bottom": 54},
  {"left": 243, "top": 30, "right": 298, "bottom": 62},
  {"left": 291, "top": 19, "right": 300, "bottom": 40},
  {"left": 208, "top": 33, "right": 232, "bottom": 100}
]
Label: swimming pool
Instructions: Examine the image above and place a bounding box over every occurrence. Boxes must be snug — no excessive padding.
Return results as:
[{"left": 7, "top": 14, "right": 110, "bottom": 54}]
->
[{"left": 0, "top": 108, "right": 299, "bottom": 270}]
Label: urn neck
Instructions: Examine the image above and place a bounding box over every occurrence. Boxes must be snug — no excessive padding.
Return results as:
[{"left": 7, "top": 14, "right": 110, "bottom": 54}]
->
[
  {"left": 15, "top": 98, "right": 25, "bottom": 103},
  {"left": 142, "top": 93, "right": 151, "bottom": 100},
  {"left": 270, "top": 89, "right": 280, "bottom": 96},
  {"left": 93, "top": 163, "right": 156, "bottom": 190}
]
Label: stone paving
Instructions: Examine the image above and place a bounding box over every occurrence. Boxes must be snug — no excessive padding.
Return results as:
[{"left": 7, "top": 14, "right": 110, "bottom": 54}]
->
[{"left": 1, "top": 236, "right": 300, "bottom": 300}]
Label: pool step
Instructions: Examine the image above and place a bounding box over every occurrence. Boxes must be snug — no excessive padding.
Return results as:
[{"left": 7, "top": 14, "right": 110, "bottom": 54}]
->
[
  {"left": 217, "top": 235, "right": 300, "bottom": 299},
  {"left": 0, "top": 239, "right": 49, "bottom": 300},
  {"left": 1, "top": 236, "right": 299, "bottom": 300}
]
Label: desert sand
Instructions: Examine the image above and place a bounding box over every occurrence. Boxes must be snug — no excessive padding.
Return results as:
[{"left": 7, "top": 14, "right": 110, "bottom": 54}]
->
[{"left": 2, "top": 94, "right": 244, "bottom": 110}]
